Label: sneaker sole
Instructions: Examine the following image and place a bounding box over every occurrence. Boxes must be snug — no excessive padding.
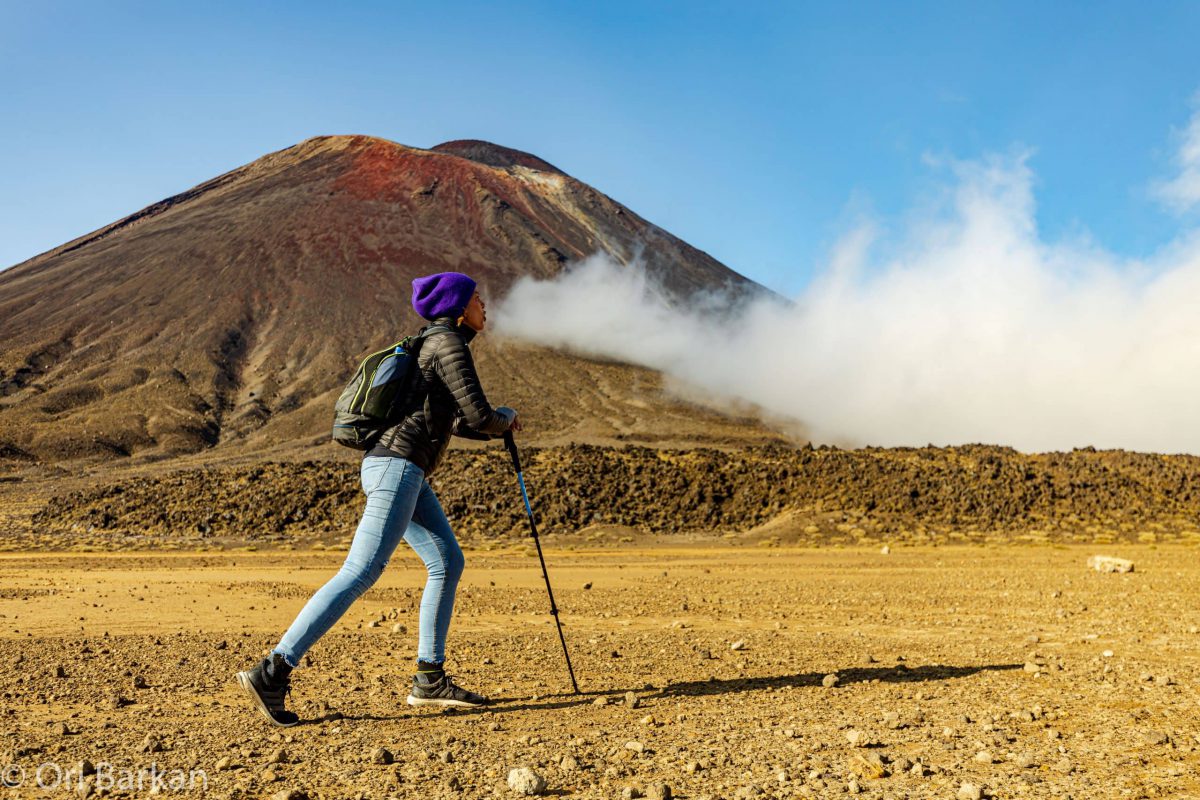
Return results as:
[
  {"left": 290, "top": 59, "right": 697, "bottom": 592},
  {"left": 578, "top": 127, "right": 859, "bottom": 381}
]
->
[
  {"left": 236, "top": 671, "right": 299, "bottom": 728},
  {"left": 406, "top": 694, "right": 486, "bottom": 709}
]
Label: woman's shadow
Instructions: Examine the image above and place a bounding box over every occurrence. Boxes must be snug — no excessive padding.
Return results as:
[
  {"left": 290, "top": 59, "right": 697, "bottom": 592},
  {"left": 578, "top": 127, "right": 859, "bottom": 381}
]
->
[{"left": 322, "top": 661, "right": 1021, "bottom": 723}]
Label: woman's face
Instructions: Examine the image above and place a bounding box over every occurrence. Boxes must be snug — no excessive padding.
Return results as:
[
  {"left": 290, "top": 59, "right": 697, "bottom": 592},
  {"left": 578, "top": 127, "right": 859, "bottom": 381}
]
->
[{"left": 461, "top": 291, "right": 486, "bottom": 332}]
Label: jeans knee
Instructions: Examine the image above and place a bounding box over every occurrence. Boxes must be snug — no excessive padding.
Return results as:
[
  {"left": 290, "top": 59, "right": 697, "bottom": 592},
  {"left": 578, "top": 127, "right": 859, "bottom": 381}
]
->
[
  {"left": 446, "top": 547, "right": 465, "bottom": 582},
  {"left": 341, "top": 559, "right": 386, "bottom": 598}
]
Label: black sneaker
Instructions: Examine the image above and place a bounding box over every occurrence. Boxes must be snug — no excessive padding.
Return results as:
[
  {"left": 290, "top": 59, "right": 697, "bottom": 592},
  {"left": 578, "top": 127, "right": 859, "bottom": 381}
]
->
[
  {"left": 236, "top": 653, "right": 299, "bottom": 727},
  {"left": 407, "top": 673, "right": 489, "bottom": 708}
]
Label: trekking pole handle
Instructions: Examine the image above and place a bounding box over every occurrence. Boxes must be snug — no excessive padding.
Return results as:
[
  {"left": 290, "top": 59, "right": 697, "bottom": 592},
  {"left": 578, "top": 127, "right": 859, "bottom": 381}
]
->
[{"left": 503, "top": 430, "right": 522, "bottom": 473}]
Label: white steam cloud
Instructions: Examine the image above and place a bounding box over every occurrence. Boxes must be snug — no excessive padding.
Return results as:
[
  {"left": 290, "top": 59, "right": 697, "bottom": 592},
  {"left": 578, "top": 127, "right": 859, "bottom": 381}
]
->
[
  {"left": 494, "top": 152, "right": 1200, "bottom": 454},
  {"left": 1154, "top": 103, "right": 1200, "bottom": 214}
]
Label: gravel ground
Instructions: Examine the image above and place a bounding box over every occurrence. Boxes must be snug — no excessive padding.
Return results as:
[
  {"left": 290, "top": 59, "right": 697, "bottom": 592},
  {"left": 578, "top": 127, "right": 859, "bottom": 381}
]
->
[{"left": 2, "top": 543, "right": 1199, "bottom": 799}]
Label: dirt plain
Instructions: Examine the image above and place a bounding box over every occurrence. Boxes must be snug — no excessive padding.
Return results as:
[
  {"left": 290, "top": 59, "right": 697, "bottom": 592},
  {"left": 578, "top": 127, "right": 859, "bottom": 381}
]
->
[{"left": 3, "top": 540, "right": 1199, "bottom": 800}]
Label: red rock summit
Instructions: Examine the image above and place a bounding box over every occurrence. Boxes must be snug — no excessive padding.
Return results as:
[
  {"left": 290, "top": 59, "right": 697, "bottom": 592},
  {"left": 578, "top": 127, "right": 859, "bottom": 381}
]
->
[{"left": 0, "top": 135, "right": 771, "bottom": 462}]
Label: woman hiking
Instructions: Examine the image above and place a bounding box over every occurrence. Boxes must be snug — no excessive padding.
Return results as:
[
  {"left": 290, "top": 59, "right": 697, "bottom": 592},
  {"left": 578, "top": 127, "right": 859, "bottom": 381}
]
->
[{"left": 237, "top": 271, "right": 520, "bottom": 727}]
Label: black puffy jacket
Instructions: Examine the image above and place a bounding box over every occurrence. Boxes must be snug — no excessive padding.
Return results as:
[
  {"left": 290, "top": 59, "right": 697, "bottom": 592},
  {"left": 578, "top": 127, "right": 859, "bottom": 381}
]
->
[{"left": 367, "top": 316, "right": 514, "bottom": 475}]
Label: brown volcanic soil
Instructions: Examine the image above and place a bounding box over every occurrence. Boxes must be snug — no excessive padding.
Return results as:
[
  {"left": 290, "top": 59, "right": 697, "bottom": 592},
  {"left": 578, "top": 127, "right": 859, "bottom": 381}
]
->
[
  {"left": 8, "top": 443, "right": 1200, "bottom": 552},
  {"left": 0, "top": 135, "right": 773, "bottom": 464},
  {"left": 2, "top": 545, "right": 1199, "bottom": 799}
]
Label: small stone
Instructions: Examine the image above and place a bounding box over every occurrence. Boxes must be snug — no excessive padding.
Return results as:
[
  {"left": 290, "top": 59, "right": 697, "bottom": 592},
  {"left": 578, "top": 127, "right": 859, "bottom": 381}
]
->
[
  {"left": 132, "top": 675, "right": 149, "bottom": 689},
  {"left": 268, "top": 748, "right": 288, "bottom": 764},
  {"left": 852, "top": 752, "right": 887, "bottom": 779},
  {"left": 625, "top": 740, "right": 645, "bottom": 754},
  {"left": 270, "top": 791, "right": 307, "bottom": 800},
  {"left": 1155, "top": 675, "right": 1175, "bottom": 686},
  {"left": 54, "top": 664, "right": 67, "bottom": 678},
  {"left": 391, "top": 623, "right": 407, "bottom": 633},
  {"left": 1102, "top": 649, "right": 1114, "bottom": 658},
  {"left": 371, "top": 747, "right": 394, "bottom": 765},
  {"left": 1015, "top": 752, "right": 1037, "bottom": 768},
  {"left": 821, "top": 673, "right": 839, "bottom": 688},
  {"left": 730, "top": 640, "right": 746, "bottom": 651},
  {"left": 683, "top": 761, "right": 700, "bottom": 775},
  {"left": 1144, "top": 730, "right": 1170, "bottom": 746},
  {"left": 560, "top": 754, "right": 579, "bottom": 771},
  {"left": 845, "top": 729, "right": 868, "bottom": 747},
  {"left": 583, "top": 582, "right": 593, "bottom": 590},
  {"left": 847, "top": 779, "right": 861, "bottom": 794},
  {"left": 882, "top": 711, "right": 901, "bottom": 729},
  {"left": 215, "top": 640, "right": 228, "bottom": 650},
  {"left": 640, "top": 714, "right": 656, "bottom": 726},
  {"left": 365, "top": 620, "right": 380, "bottom": 628},
  {"left": 625, "top": 691, "right": 640, "bottom": 708},
  {"left": 260, "top": 767, "right": 279, "bottom": 782},
  {"left": 957, "top": 783, "right": 982, "bottom": 800},
  {"left": 1023, "top": 662, "right": 1041, "bottom": 674},
  {"left": 880, "top": 545, "right": 890, "bottom": 555},
  {"left": 1054, "top": 757, "right": 1074, "bottom": 773},
  {"left": 645, "top": 783, "right": 672, "bottom": 800},
  {"left": 1087, "top": 555, "right": 1134, "bottom": 573},
  {"left": 592, "top": 696, "right": 609, "bottom": 707},
  {"left": 440, "top": 750, "right": 455, "bottom": 764},
  {"left": 141, "top": 734, "right": 164, "bottom": 753},
  {"left": 507, "top": 767, "right": 547, "bottom": 795},
  {"left": 78, "top": 760, "right": 96, "bottom": 776},
  {"left": 776, "top": 769, "right": 790, "bottom": 783},
  {"left": 621, "top": 788, "right": 643, "bottom": 800},
  {"left": 215, "top": 756, "right": 232, "bottom": 771},
  {"left": 974, "top": 750, "right": 994, "bottom": 764}
]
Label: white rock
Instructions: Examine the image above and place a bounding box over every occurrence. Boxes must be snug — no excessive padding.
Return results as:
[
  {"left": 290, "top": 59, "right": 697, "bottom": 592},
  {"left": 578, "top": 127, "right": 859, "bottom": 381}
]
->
[
  {"left": 730, "top": 640, "right": 746, "bottom": 651},
  {"left": 957, "top": 783, "right": 983, "bottom": 800},
  {"left": 1087, "top": 555, "right": 1134, "bottom": 574},
  {"left": 507, "top": 767, "right": 546, "bottom": 795}
]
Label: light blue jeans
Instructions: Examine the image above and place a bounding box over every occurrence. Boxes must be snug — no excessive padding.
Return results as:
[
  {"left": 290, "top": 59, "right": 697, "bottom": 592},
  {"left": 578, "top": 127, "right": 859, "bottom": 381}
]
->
[{"left": 273, "top": 456, "right": 465, "bottom": 668}]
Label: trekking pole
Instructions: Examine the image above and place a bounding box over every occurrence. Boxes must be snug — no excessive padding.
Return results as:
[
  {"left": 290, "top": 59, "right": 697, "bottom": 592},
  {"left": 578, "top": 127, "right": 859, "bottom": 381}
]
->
[{"left": 503, "top": 430, "right": 581, "bottom": 695}]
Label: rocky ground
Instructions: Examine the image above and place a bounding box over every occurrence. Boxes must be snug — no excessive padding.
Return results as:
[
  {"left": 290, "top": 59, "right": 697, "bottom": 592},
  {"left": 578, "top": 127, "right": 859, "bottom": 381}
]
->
[
  {"left": 2, "top": 543, "right": 1199, "bottom": 799},
  {"left": 5, "top": 444, "right": 1200, "bottom": 552}
]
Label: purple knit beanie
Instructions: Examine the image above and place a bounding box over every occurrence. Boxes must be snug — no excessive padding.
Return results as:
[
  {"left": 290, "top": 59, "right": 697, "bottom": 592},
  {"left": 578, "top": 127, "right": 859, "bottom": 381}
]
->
[{"left": 411, "top": 272, "right": 477, "bottom": 321}]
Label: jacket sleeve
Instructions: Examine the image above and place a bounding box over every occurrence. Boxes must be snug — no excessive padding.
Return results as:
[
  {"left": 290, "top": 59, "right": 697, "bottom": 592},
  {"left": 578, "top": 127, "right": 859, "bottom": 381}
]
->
[
  {"left": 451, "top": 411, "right": 496, "bottom": 440},
  {"left": 431, "top": 332, "right": 514, "bottom": 435}
]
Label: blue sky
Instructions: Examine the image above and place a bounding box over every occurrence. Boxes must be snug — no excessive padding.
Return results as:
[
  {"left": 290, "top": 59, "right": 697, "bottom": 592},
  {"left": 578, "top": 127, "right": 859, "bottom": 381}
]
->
[{"left": 2, "top": 1, "right": 1199, "bottom": 295}]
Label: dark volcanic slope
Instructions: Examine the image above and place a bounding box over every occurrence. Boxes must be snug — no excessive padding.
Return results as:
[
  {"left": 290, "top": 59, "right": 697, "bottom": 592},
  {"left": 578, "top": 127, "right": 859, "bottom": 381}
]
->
[
  {"left": 0, "top": 135, "right": 772, "bottom": 462},
  {"left": 23, "top": 444, "right": 1200, "bottom": 550}
]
